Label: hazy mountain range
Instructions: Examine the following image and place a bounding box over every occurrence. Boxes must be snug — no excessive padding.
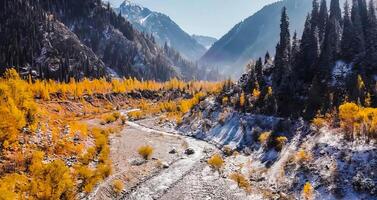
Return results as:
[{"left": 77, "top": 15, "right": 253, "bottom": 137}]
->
[
  {"left": 200, "top": 0, "right": 315, "bottom": 76},
  {"left": 191, "top": 35, "right": 218, "bottom": 50}
]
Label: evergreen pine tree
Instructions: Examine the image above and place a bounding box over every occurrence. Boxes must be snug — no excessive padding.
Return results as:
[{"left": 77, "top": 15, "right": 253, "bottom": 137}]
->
[
  {"left": 358, "top": 0, "right": 369, "bottom": 35},
  {"left": 255, "top": 57, "right": 263, "bottom": 80},
  {"left": 311, "top": 0, "right": 320, "bottom": 29},
  {"left": 273, "top": 7, "right": 291, "bottom": 89},
  {"left": 318, "top": 0, "right": 342, "bottom": 77},
  {"left": 297, "top": 15, "right": 320, "bottom": 82},
  {"left": 264, "top": 51, "right": 271, "bottom": 64},
  {"left": 318, "top": 0, "right": 328, "bottom": 42},
  {"left": 291, "top": 31, "right": 300, "bottom": 67},
  {"left": 351, "top": 0, "right": 366, "bottom": 58},
  {"left": 273, "top": 7, "right": 298, "bottom": 116},
  {"left": 341, "top": 0, "right": 355, "bottom": 61},
  {"left": 329, "top": 0, "right": 342, "bottom": 22},
  {"left": 365, "top": 0, "right": 377, "bottom": 69}
]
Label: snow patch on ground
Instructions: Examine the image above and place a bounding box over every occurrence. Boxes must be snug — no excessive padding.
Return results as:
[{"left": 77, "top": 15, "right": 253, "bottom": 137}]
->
[{"left": 331, "top": 60, "right": 352, "bottom": 87}]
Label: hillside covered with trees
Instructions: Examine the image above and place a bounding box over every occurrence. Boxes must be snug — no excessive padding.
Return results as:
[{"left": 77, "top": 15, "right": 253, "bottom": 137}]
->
[
  {"left": 233, "top": 0, "right": 377, "bottom": 119},
  {"left": 0, "top": 0, "right": 218, "bottom": 81}
]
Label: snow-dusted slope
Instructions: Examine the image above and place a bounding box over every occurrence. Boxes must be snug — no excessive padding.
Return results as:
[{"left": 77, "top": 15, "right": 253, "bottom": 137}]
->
[
  {"left": 115, "top": 0, "right": 207, "bottom": 61},
  {"left": 179, "top": 95, "right": 377, "bottom": 199}
]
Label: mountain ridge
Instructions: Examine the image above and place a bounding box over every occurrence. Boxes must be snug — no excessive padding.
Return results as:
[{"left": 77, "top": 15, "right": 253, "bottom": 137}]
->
[
  {"left": 200, "top": 0, "right": 313, "bottom": 76},
  {"left": 192, "top": 35, "right": 218, "bottom": 50},
  {"left": 0, "top": 0, "right": 215, "bottom": 81},
  {"left": 115, "top": 0, "right": 207, "bottom": 61}
]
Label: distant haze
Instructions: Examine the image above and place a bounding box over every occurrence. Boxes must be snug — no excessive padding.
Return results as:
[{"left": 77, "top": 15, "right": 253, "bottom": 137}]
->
[{"left": 107, "top": 0, "right": 277, "bottom": 38}]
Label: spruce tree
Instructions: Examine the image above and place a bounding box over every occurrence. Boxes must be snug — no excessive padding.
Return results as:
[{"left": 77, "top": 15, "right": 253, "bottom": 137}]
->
[
  {"left": 329, "top": 0, "right": 342, "bottom": 22},
  {"left": 311, "top": 0, "right": 320, "bottom": 29},
  {"left": 265, "top": 51, "right": 271, "bottom": 64},
  {"left": 273, "top": 7, "right": 297, "bottom": 116},
  {"left": 291, "top": 31, "right": 300, "bottom": 67},
  {"left": 365, "top": 0, "right": 377, "bottom": 70},
  {"left": 341, "top": 0, "right": 355, "bottom": 61},
  {"left": 273, "top": 7, "right": 291, "bottom": 89},
  {"left": 351, "top": 0, "right": 366, "bottom": 58},
  {"left": 318, "top": 0, "right": 342, "bottom": 77},
  {"left": 358, "top": 0, "right": 369, "bottom": 35},
  {"left": 297, "top": 15, "right": 320, "bottom": 82},
  {"left": 318, "top": 0, "right": 328, "bottom": 42},
  {"left": 255, "top": 57, "right": 263, "bottom": 79}
]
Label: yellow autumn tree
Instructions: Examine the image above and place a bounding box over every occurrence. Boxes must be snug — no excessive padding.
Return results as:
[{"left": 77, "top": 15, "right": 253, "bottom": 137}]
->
[
  {"left": 29, "top": 151, "right": 75, "bottom": 199},
  {"left": 302, "top": 182, "right": 314, "bottom": 200},
  {"left": 208, "top": 154, "right": 224, "bottom": 171},
  {"left": 239, "top": 92, "right": 245, "bottom": 107}
]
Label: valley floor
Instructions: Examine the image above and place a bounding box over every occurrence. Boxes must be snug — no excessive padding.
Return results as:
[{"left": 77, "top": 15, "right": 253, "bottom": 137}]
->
[{"left": 86, "top": 111, "right": 257, "bottom": 200}]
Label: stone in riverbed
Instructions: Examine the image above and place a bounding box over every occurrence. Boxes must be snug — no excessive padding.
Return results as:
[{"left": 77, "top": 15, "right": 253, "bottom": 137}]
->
[
  {"left": 185, "top": 148, "right": 195, "bottom": 155},
  {"left": 169, "top": 148, "right": 177, "bottom": 154},
  {"left": 161, "top": 161, "right": 170, "bottom": 169},
  {"left": 130, "top": 158, "right": 147, "bottom": 166}
]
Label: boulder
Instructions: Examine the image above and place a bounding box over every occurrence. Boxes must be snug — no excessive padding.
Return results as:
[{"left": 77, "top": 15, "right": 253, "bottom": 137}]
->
[
  {"left": 130, "top": 158, "right": 146, "bottom": 166},
  {"left": 185, "top": 148, "right": 195, "bottom": 155},
  {"left": 169, "top": 148, "right": 177, "bottom": 154}
]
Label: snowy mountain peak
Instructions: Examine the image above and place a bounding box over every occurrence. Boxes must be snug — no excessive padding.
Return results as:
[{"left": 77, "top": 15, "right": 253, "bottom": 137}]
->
[
  {"left": 115, "top": 1, "right": 206, "bottom": 60},
  {"left": 121, "top": 0, "right": 138, "bottom": 7}
]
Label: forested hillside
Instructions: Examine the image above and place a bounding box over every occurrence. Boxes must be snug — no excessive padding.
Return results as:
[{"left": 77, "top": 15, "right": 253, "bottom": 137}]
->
[
  {"left": 179, "top": 1, "right": 377, "bottom": 198},
  {"left": 230, "top": 0, "right": 377, "bottom": 119},
  {"left": 0, "top": 0, "right": 107, "bottom": 80},
  {"left": 0, "top": 0, "right": 215, "bottom": 81}
]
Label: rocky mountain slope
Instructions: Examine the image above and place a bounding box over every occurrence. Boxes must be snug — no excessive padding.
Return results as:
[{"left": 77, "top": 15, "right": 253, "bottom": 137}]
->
[
  {"left": 0, "top": 0, "right": 214, "bottom": 81},
  {"left": 200, "top": 0, "right": 313, "bottom": 76},
  {"left": 115, "top": 0, "right": 207, "bottom": 61},
  {"left": 192, "top": 35, "right": 218, "bottom": 50},
  {"left": 179, "top": 97, "right": 377, "bottom": 199},
  {"left": 0, "top": 0, "right": 107, "bottom": 80}
]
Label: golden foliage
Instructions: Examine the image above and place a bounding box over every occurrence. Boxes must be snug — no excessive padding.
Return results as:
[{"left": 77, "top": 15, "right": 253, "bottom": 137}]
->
[
  {"left": 101, "top": 112, "right": 121, "bottom": 124},
  {"left": 222, "top": 96, "right": 229, "bottom": 105},
  {"left": 0, "top": 69, "right": 223, "bottom": 198},
  {"left": 312, "top": 115, "right": 326, "bottom": 129},
  {"left": 138, "top": 145, "right": 154, "bottom": 160},
  {"left": 0, "top": 173, "right": 29, "bottom": 200},
  {"left": 229, "top": 172, "right": 251, "bottom": 193},
  {"left": 275, "top": 136, "right": 288, "bottom": 151},
  {"left": 258, "top": 131, "right": 271, "bottom": 145},
  {"left": 0, "top": 69, "right": 38, "bottom": 146},
  {"left": 30, "top": 159, "right": 75, "bottom": 199},
  {"left": 239, "top": 92, "right": 245, "bottom": 107},
  {"left": 112, "top": 180, "right": 124, "bottom": 194},
  {"left": 266, "top": 87, "right": 273, "bottom": 97},
  {"left": 207, "top": 154, "right": 224, "bottom": 171},
  {"left": 127, "top": 110, "right": 145, "bottom": 120},
  {"left": 302, "top": 182, "right": 314, "bottom": 200},
  {"left": 252, "top": 88, "right": 261, "bottom": 100},
  {"left": 28, "top": 76, "right": 223, "bottom": 100},
  {"left": 339, "top": 102, "right": 377, "bottom": 140},
  {"left": 295, "top": 149, "right": 312, "bottom": 164}
]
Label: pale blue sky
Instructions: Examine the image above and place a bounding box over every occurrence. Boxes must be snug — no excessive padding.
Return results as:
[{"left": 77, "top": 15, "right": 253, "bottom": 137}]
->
[{"left": 108, "top": 0, "right": 277, "bottom": 38}]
